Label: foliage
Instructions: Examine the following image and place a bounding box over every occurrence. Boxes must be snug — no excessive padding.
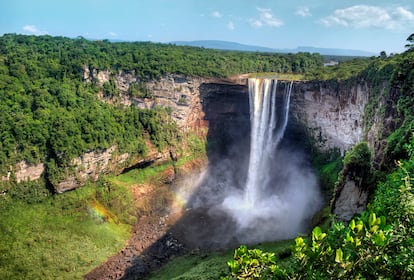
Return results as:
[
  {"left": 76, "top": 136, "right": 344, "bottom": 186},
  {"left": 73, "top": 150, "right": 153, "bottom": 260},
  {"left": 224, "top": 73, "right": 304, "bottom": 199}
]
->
[
  {"left": 304, "top": 57, "right": 374, "bottom": 81},
  {"left": 342, "top": 141, "right": 372, "bottom": 176},
  {"left": 294, "top": 213, "right": 392, "bottom": 279},
  {"left": 0, "top": 182, "right": 131, "bottom": 280},
  {"left": 331, "top": 142, "right": 374, "bottom": 208},
  {"left": 223, "top": 245, "right": 288, "bottom": 280},
  {"left": 129, "top": 82, "right": 151, "bottom": 98},
  {"left": 311, "top": 149, "right": 343, "bottom": 199},
  {"left": 0, "top": 34, "right": 323, "bottom": 81},
  {"left": 369, "top": 137, "right": 414, "bottom": 277},
  {"left": 147, "top": 241, "right": 294, "bottom": 280},
  {"left": 94, "top": 177, "right": 138, "bottom": 225},
  {"left": 405, "top": 33, "right": 414, "bottom": 50},
  {"left": 148, "top": 252, "right": 231, "bottom": 280},
  {"left": 359, "top": 46, "right": 414, "bottom": 169}
]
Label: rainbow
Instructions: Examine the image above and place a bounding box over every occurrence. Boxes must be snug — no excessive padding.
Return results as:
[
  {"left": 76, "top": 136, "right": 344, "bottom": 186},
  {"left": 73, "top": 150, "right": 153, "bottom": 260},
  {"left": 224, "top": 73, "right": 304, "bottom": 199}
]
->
[{"left": 88, "top": 200, "right": 118, "bottom": 224}]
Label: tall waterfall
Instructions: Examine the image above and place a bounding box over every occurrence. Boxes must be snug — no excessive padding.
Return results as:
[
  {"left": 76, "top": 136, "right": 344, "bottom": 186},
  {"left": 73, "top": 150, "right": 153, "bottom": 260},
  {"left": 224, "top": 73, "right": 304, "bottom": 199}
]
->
[
  {"left": 244, "top": 78, "right": 293, "bottom": 205},
  {"left": 218, "top": 77, "right": 321, "bottom": 243}
]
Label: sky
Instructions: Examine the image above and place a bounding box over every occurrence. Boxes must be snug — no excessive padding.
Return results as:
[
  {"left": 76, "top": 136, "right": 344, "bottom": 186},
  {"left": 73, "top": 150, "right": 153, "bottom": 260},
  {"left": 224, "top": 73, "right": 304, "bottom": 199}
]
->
[{"left": 1, "top": 0, "right": 414, "bottom": 54}]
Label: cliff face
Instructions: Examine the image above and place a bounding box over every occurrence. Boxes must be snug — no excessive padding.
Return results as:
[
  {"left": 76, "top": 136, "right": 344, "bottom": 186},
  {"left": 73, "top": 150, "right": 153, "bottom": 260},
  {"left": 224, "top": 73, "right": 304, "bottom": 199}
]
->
[
  {"left": 53, "top": 70, "right": 210, "bottom": 192},
  {"left": 290, "top": 81, "right": 369, "bottom": 154},
  {"left": 51, "top": 74, "right": 249, "bottom": 192},
  {"left": 83, "top": 67, "right": 208, "bottom": 131},
  {"left": 5, "top": 72, "right": 378, "bottom": 198}
]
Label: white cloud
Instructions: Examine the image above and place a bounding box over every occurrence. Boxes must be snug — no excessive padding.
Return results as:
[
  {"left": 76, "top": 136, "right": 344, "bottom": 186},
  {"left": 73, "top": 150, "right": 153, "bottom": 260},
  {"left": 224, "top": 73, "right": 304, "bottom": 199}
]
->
[
  {"left": 296, "top": 7, "right": 311, "bottom": 17},
  {"left": 22, "top": 25, "right": 48, "bottom": 35},
  {"left": 249, "top": 7, "right": 283, "bottom": 28},
  {"left": 108, "top": 31, "right": 117, "bottom": 37},
  {"left": 211, "top": 11, "right": 222, "bottom": 18},
  {"left": 320, "top": 5, "right": 414, "bottom": 29},
  {"left": 227, "top": 21, "right": 235, "bottom": 30},
  {"left": 393, "top": 7, "right": 414, "bottom": 21},
  {"left": 249, "top": 18, "right": 263, "bottom": 28}
]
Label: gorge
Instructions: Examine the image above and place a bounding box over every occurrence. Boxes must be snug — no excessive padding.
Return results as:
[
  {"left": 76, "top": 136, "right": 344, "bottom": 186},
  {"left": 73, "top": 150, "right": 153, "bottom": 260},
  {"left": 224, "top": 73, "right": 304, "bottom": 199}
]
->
[
  {"left": 84, "top": 74, "right": 376, "bottom": 279},
  {"left": 1, "top": 34, "right": 413, "bottom": 280}
]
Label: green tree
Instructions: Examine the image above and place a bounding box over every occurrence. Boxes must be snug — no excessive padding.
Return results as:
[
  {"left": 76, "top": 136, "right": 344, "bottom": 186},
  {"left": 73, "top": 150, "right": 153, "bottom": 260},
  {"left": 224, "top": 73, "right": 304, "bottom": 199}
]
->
[{"left": 405, "top": 33, "right": 414, "bottom": 50}]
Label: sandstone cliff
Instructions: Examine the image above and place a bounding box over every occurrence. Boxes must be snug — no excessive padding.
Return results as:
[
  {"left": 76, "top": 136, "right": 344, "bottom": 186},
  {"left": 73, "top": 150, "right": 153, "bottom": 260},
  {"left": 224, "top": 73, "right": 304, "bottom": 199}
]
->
[
  {"left": 290, "top": 80, "right": 369, "bottom": 154},
  {"left": 52, "top": 69, "right": 211, "bottom": 192},
  {"left": 4, "top": 72, "right": 387, "bottom": 202}
]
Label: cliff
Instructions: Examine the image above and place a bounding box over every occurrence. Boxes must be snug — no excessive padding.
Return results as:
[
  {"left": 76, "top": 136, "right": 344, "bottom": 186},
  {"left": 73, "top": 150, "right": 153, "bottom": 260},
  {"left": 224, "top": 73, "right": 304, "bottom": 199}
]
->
[
  {"left": 290, "top": 80, "right": 369, "bottom": 154},
  {"left": 52, "top": 70, "right": 211, "bottom": 192},
  {"left": 3, "top": 71, "right": 386, "bottom": 202}
]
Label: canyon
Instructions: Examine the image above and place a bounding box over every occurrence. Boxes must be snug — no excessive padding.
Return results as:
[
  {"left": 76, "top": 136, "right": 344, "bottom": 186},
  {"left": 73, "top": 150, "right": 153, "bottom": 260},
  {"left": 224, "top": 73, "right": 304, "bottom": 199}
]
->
[
  {"left": 2, "top": 71, "right": 372, "bottom": 186},
  {"left": 3, "top": 69, "right": 400, "bottom": 279},
  {"left": 2, "top": 69, "right": 384, "bottom": 219}
]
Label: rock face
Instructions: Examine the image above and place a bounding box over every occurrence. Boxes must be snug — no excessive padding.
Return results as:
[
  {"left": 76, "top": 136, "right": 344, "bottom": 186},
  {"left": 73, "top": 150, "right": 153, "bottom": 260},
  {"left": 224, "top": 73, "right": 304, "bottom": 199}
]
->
[
  {"left": 1, "top": 161, "right": 45, "bottom": 183},
  {"left": 333, "top": 177, "right": 369, "bottom": 221},
  {"left": 55, "top": 146, "right": 170, "bottom": 193},
  {"left": 290, "top": 81, "right": 369, "bottom": 154},
  {"left": 54, "top": 71, "right": 211, "bottom": 192},
  {"left": 15, "top": 161, "right": 45, "bottom": 183},
  {"left": 83, "top": 67, "right": 208, "bottom": 131},
  {"left": 199, "top": 80, "right": 250, "bottom": 157}
]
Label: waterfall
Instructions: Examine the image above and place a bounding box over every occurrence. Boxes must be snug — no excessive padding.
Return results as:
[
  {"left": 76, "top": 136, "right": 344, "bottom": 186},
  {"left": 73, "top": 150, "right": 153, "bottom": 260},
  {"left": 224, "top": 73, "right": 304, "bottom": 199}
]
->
[
  {"left": 220, "top": 77, "right": 321, "bottom": 243},
  {"left": 244, "top": 78, "right": 293, "bottom": 205}
]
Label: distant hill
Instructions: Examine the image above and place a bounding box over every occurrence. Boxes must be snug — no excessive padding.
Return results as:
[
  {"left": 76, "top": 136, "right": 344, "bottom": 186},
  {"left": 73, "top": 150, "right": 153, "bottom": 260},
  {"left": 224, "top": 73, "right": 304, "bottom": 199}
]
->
[
  {"left": 171, "top": 40, "right": 276, "bottom": 53},
  {"left": 171, "top": 40, "right": 376, "bottom": 57}
]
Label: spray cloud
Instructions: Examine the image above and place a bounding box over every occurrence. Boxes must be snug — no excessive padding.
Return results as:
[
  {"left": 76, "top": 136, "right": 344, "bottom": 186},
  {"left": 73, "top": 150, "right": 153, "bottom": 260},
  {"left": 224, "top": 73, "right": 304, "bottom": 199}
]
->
[{"left": 175, "top": 78, "right": 322, "bottom": 247}]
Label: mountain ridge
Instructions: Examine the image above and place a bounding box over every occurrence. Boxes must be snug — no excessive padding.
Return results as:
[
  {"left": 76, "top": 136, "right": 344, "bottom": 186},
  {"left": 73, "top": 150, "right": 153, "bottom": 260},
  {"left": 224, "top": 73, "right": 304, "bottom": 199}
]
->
[{"left": 171, "top": 40, "right": 376, "bottom": 57}]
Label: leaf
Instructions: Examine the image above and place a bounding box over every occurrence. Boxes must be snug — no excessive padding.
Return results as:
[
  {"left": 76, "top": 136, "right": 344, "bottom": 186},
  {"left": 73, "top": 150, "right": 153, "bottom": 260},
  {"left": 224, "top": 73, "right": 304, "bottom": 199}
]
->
[
  {"left": 346, "top": 231, "right": 354, "bottom": 244},
  {"left": 355, "top": 221, "right": 364, "bottom": 233},
  {"left": 349, "top": 219, "right": 356, "bottom": 231},
  {"left": 295, "top": 237, "right": 306, "bottom": 249},
  {"left": 373, "top": 230, "right": 387, "bottom": 246},
  {"left": 369, "top": 212, "right": 377, "bottom": 227},
  {"left": 312, "top": 226, "right": 326, "bottom": 241},
  {"left": 227, "top": 259, "right": 240, "bottom": 274},
  {"left": 355, "top": 237, "right": 362, "bottom": 247},
  {"left": 335, "top": 248, "right": 343, "bottom": 263},
  {"left": 370, "top": 225, "right": 379, "bottom": 234}
]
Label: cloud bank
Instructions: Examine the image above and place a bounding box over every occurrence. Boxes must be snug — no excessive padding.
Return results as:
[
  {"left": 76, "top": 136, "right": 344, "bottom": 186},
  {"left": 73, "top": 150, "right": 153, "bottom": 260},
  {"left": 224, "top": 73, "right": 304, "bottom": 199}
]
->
[
  {"left": 296, "top": 7, "right": 311, "bottom": 18},
  {"left": 250, "top": 7, "right": 283, "bottom": 28},
  {"left": 320, "top": 5, "right": 414, "bottom": 29},
  {"left": 23, "top": 25, "right": 48, "bottom": 35}
]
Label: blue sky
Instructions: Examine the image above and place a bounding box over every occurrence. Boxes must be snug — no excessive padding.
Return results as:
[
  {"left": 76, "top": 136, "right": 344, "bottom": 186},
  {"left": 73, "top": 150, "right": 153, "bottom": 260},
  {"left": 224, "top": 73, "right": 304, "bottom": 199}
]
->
[{"left": 1, "top": 0, "right": 414, "bottom": 54}]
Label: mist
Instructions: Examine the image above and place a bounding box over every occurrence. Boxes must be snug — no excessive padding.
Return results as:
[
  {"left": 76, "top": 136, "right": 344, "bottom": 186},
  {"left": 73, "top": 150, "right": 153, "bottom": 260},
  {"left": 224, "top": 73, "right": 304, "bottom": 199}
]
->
[
  {"left": 170, "top": 79, "right": 322, "bottom": 248},
  {"left": 221, "top": 147, "right": 322, "bottom": 243}
]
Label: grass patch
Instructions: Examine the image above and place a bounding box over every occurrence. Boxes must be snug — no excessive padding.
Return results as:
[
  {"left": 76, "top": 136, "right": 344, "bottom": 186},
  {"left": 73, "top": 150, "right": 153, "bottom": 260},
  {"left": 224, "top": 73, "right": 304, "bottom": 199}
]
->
[
  {"left": 109, "top": 162, "right": 172, "bottom": 187},
  {"left": 0, "top": 183, "right": 132, "bottom": 280},
  {"left": 147, "top": 251, "right": 232, "bottom": 280},
  {"left": 147, "top": 240, "right": 296, "bottom": 280}
]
